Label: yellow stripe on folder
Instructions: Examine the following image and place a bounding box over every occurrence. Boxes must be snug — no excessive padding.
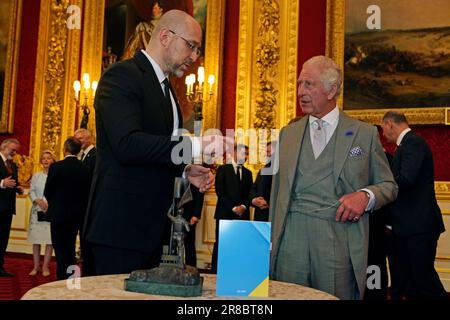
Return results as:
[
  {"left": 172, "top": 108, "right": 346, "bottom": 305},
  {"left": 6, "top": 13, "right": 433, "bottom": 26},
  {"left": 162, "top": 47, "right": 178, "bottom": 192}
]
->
[{"left": 249, "top": 276, "right": 269, "bottom": 297}]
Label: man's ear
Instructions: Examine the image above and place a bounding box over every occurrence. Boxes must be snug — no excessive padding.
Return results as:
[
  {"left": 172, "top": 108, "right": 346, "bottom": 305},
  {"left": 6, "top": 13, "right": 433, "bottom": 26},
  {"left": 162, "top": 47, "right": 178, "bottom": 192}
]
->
[
  {"left": 327, "top": 84, "right": 338, "bottom": 100},
  {"left": 159, "top": 27, "right": 171, "bottom": 47}
]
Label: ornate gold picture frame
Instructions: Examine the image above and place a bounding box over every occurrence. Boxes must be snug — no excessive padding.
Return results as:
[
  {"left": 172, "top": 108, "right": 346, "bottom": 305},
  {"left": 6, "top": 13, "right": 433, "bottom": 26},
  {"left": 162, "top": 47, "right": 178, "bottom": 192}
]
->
[
  {"left": 326, "top": 0, "right": 449, "bottom": 125},
  {"left": 0, "top": 0, "right": 22, "bottom": 134}
]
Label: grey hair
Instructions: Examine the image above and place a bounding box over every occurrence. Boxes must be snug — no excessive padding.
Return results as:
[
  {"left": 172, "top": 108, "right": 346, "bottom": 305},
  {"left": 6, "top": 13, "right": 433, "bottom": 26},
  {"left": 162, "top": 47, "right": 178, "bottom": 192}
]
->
[
  {"left": 0, "top": 138, "right": 20, "bottom": 150},
  {"left": 74, "top": 128, "right": 92, "bottom": 138},
  {"left": 303, "top": 55, "right": 343, "bottom": 98}
]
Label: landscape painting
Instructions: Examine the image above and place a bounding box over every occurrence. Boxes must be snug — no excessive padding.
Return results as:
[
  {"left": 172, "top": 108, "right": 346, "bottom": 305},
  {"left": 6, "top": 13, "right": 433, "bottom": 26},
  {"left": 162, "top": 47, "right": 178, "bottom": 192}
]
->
[{"left": 344, "top": 0, "right": 450, "bottom": 110}]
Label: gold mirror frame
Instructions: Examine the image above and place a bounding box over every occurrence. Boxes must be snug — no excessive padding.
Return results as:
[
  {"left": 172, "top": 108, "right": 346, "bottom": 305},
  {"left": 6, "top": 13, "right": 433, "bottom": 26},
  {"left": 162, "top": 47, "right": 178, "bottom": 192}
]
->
[
  {"left": 0, "top": 0, "right": 23, "bottom": 134},
  {"left": 326, "top": 0, "right": 448, "bottom": 126},
  {"left": 79, "top": 0, "right": 226, "bottom": 132}
]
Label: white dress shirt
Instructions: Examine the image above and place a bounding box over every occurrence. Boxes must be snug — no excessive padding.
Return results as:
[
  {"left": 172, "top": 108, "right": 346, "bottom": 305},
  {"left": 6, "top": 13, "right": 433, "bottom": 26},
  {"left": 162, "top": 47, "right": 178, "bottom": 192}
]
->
[
  {"left": 141, "top": 50, "right": 179, "bottom": 135},
  {"left": 396, "top": 128, "right": 412, "bottom": 146}
]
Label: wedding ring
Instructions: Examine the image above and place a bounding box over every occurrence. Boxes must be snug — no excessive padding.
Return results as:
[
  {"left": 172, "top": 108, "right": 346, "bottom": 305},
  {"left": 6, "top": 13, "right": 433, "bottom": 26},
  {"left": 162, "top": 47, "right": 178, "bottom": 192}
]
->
[{"left": 353, "top": 216, "right": 360, "bottom": 221}]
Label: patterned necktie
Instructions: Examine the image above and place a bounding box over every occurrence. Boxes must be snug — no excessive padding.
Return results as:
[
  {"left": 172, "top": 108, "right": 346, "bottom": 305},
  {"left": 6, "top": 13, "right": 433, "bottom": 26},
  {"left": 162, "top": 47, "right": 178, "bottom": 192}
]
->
[{"left": 312, "top": 119, "right": 327, "bottom": 159}]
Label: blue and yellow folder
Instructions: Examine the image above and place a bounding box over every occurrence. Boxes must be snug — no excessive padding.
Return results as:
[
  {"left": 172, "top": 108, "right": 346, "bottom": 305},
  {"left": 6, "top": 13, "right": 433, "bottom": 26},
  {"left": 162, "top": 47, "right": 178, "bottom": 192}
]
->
[{"left": 216, "top": 220, "right": 271, "bottom": 297}]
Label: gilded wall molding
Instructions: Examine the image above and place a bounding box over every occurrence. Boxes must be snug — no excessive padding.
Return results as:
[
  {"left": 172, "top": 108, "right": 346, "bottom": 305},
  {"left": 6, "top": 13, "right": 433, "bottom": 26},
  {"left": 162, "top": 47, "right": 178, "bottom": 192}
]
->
[
  {"left": 203, "top": 0, "right": 226, "bottom": 131},
  {"left": 253, "top": 0, "right": 279, "bottom": 130},
  {"left": 436, "top": 181, "right": 450, "bottom": 200},
  {"left": 0, "top": 0, "right": 22, "bottom": 134},
  {"left": 326, "top": 0, "right": 446, "bottom": 125},
  {"left": 236, "top": 0, "right": 298, "bottom": 131},
  {"left": 42, "top": 0, "right": 69, "bottom": 152},
  {"left": 236, "top": 0, "right": 299, "bottom": 129},
  {"left": 235, "top": 0, "right": 255, "bottom": 130},
  {"left": 76, "top": 0, "right": 105, "bottom": 136},
  {"left": 30, "top": 0, "right": 82, "bottom": 170}
]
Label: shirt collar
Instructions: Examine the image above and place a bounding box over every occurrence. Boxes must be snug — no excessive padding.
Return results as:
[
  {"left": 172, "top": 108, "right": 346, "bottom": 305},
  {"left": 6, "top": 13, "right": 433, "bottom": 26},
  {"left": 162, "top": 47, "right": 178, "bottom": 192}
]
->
[
  {"left": 397, "top": 128, "right": 411, "bottom": 146},
  {"left": 0, "top": 152, "right": 6, "bottom": 163},
  {"left": 83, "top": 145, "right": 94, "bottom": 155},
  {"left": 141, "top": 49, "right": 167, "bottom": 84},
  {"left": 309, "top": 105, "right": 340, "bottom": 127}
]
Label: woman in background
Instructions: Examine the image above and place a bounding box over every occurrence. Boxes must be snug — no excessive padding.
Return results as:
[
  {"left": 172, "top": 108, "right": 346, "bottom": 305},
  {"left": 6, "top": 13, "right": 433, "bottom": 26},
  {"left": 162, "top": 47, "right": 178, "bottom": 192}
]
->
[{"left": 27, "top": 150, "right": 55, "bottom": 276}]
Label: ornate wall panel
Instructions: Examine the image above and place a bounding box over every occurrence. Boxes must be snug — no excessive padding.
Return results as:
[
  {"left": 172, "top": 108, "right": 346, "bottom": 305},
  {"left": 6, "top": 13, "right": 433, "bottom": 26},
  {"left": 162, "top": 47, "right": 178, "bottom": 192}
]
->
[
  {"left": 236, "top": 0, "right": 299, "bottom": 131},
  {"left": 30, "top": 0, "right": 82, "bottom": 168}
]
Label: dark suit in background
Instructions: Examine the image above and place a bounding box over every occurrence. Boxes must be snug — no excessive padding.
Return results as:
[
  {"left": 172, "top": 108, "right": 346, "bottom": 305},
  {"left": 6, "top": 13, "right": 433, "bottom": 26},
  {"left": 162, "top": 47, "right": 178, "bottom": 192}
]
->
[
  {"left": 211, "top": 164, "right": 253, "bottom": 273},
  {"left": 364, "top": 152, "right": 393, "bottom": 300},
  {"left": 390, "top": 130, "right": 447, "bottom": 299},
  {"left": 81, "top": 146, "right": 96, "bottom": 178},
  {"left": 44, "top": 156, "right": 91, "bottom": 279},
  {"left": 182, "top": 185, "right": 204, "bottom": 267},
  {"left": 0, "top": 159, "right": 21, "bottom": 274},
  {"left": 249, "top": 162, "right": 273, "bottom": 222}
]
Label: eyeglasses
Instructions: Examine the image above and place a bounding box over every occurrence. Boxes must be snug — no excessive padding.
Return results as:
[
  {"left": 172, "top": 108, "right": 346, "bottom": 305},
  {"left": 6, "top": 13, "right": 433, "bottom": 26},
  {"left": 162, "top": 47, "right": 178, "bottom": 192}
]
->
[{"left": 169, "top": 30, "right": 201, "bottom": 56}]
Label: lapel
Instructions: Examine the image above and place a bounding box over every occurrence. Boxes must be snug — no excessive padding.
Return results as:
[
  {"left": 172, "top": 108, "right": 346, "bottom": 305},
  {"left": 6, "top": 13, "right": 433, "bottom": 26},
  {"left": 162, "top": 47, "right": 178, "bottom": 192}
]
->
[
  {"left": 133, "top": 51, "right": 174, "bottom": 133},
  {"left": 286, "top": 117, "right": 308, "bottom": 188},
  {"left": 0, "top": 158, "right": 8, "bottom": 177},
  {"left": 333, "top": 111, "right": 359, "bottom": 185},
  {"left": 392, "top": 130, "right": 413, "bottom": 171},
  {"left": 167, "top": 80, "right": 183, "bottom": 129}
]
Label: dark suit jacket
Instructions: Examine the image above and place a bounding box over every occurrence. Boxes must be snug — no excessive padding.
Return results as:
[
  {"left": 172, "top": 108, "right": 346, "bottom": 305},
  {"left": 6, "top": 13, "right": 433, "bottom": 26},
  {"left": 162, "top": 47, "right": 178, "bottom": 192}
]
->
[
  {"left": 214, "top": 164, "right": 253, "bottom": 221},
  {"left": 84, "top": 50, "right": 189, "bottom": 254},
  {"left": 82, "top": 146, "right": 97, "bottom": 176},
  {"left": 390, "top": 131, "right": 445, "bottom": 237},
  {"left": 0, "top": 160, "right": 20, "bottom": 215},
  {"left": 249, "top": 162, "right": 273, "bottom": 221},
  {"left": 44, "top": 157, "right": 91, "bottom": 225}
]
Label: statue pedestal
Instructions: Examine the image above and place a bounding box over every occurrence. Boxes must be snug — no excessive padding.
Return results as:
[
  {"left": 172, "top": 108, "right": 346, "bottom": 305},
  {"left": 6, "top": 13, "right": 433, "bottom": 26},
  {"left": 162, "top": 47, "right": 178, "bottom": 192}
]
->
[{"left": 124, "top": 264, "right": 203, "bottom": 297}]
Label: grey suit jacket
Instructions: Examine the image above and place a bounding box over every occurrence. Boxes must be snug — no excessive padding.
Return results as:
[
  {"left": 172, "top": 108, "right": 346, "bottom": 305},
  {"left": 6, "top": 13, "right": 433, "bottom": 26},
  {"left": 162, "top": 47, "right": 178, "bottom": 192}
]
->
[{"left": 269, "top": 111, "right": 398, "bottom": 295}]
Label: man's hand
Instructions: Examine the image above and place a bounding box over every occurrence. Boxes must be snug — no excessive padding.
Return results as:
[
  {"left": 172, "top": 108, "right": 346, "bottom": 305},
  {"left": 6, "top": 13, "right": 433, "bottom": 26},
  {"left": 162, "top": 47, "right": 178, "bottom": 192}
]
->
[
  {"left": 189, "top": 216, "right": 199, "bottom": 225},
  {"left": 232, "top": 205, "right": 246, "bottom": 217},
  {"left": 335, "top": 191, "right": 369, "bottom": 223},
  {"left": 2, "top": 176, "right": 17, "bottom": 189},
  {"left": 186, "top": 165, "right": 214, "bottom": 193},
  {"left": 252, "top": 196, "right": 268, "bottom": 209},
  {"left": 17, "top": 186, "right": 24, "bottom": 195}
]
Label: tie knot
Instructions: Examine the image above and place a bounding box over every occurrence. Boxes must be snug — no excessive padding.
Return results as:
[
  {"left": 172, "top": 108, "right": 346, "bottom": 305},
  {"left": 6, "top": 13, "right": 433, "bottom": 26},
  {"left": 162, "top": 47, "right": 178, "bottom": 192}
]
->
[
  {"left": 315, "top": 119, "right": 324, "bottom": 130},
  {"left": 162, "top": 78, "right": 170, "bottom": 95}
]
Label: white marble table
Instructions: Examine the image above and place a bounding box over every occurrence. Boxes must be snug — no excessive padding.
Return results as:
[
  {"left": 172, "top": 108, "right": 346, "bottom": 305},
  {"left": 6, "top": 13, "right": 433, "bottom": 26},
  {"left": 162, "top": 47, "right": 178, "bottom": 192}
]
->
[{"left": 21, "top": 274, "right": 338, "bottom": 300}]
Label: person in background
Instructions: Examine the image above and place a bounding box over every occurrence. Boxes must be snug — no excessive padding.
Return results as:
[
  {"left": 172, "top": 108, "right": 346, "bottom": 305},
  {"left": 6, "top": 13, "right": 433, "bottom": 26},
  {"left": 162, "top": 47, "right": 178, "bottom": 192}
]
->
[
  {"left": 250, "top": 141, "right": 275, "bottom": 222},
  {"left": 74, "top": 128, "right": 96, "bottom": 178},
  {"left": 44, "top": 137, "right": 91, "bottom": 280},
  {"left": 0, "top": 138, "right": 24, "bottom": 277},
  {"left": 211, "top": 144, "right": 253, "bottom": 273},
  {"left": 381, "top": 111, "right": 447, "bottom": 300},
  {"left": 27, "top": 150, "right": 56, "bottom": 277},
  {"left": 182, "top": 184, "right": 204, "bottom": 267}
]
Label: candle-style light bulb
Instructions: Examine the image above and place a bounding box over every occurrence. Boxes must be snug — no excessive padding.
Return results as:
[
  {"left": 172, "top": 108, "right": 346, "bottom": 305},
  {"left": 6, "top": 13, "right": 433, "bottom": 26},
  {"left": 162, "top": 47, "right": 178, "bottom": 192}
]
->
[
  {"left": 92, "top": 81, "right": 98, "bottom": 96},
  {"left": 73, "top": 80, "right": 81, "bottom": 99},
  {"left": 208, "top": 74, "right": 215, "bottom": 93},
  {"left": 197, "top": 66, "right": 204, "bottom": 91}
]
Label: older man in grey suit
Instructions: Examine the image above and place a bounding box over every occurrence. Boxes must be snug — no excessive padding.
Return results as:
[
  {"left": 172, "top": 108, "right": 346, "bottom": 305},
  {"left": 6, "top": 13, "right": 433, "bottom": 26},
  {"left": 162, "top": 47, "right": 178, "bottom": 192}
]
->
[{"left": 270, "top": 56, "right": 398, "bottom": 300}]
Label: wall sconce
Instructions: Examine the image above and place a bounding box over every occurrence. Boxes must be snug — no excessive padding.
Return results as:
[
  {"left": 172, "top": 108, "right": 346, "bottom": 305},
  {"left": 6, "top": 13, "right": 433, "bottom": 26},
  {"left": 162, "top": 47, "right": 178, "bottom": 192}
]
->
[
  {"left": 73, "top": 73, "right": 97, "bottom": 129},
  {"left": 185, "top": 66, "right": 215, "bottom": 130}
]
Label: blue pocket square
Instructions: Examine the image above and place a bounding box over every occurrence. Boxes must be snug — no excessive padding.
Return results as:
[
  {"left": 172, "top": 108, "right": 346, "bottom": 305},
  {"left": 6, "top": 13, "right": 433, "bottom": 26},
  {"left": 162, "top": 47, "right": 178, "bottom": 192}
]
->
[{"left": 349, "top": 146, "right": 364, "bottom": 157}]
